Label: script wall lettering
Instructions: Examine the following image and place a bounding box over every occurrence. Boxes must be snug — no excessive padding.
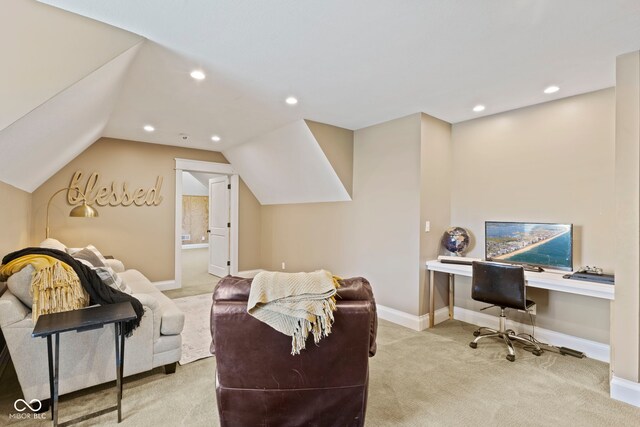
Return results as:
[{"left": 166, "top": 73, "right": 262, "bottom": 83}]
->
[{"left": 67, "top": 171, "right": 163, "bottom": 207}]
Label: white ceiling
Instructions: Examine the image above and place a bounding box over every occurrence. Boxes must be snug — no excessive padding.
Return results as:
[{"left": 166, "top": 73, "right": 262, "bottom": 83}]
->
[
  {"left": 101, "top": 42, "right": 302, "bottom": 152},
  {"left": 3, "top": 1, "right": 640, "bottom": 199},
  {"left": 38, "top": 0, "right": 640, "bottom": 151}
]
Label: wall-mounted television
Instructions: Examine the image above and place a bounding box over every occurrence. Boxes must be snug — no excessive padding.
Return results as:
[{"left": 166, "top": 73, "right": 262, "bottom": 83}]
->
[{"left": 485, "top": 221, "right": 573, "bottom": 271}]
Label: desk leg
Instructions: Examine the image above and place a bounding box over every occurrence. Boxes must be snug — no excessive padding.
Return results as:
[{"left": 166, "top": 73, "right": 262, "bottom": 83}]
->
[
  {"left": 448, "top": 274, "right": 454, "bottom": 320},
  {"left": 429, "top": 270, "right": 435, "bottom": 328},
  {"left": 113, "top": 322, "right": 124, "bottom": 422},
  {"left": 46, "top": 336, "right": 54, "bottom": 420},
  {"left": 115, "top": 322, "right": 125, "bottom": 423},
  {"left": 53, "top": 333, "right": 59, "bottom": 427}
]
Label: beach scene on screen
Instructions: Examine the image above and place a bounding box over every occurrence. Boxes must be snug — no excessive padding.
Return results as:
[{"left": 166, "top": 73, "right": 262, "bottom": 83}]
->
[{"left": 486, "top": 223, "right": 572, "bottom": 269}]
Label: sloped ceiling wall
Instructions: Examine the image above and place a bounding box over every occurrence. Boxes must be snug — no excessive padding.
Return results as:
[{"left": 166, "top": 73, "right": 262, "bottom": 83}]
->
[
  {"left": 0, "top": 0, "right": 141, "bottom": 131},
  {"left": 0, "top": 0, "right": 143, "bottom": 192},
  {"left": 0, "top": 43, "right": 142, "bottom": 192},
  {"left": 223, "top": 120, "right": 351, "bottom": 205}
]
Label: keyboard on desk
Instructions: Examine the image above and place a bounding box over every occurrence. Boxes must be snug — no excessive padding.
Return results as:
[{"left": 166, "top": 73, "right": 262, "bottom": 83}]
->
[{"left": 437, "top": 255, "right": 482, "bottom": 265}]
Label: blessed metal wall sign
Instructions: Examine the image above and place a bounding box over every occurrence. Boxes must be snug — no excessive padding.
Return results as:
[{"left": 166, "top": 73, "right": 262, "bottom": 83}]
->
[{"left": 67, "top": 171, "right": 163, "bottom": 207}]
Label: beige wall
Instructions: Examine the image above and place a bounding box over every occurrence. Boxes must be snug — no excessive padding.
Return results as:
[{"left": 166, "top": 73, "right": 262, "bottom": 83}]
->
[
  {"left": 261, "top": 201, "right": 357, "bottom": 274},
  {"left": 613, "top": 51, "right": 640, "bottom": 382},
  {"left": 306, "top": 120, "right": 354, "bottom": 197},
  {"left": 31, "top": 138, "right": 261, "bottom": 281},
  {"left": 0, "top": 181, "right": 32, "bottom": 258},
  {"left": 238, "top": 178, "right": 262, "bottom": 271},
  {"left": 450, "top": 89, "right": 615, "bottom": 343},
  {"left": 351, "top": 114, "right": 423, "bottom": 314},
  {"left": 419, "top": 114, "right": 452, "bottom": 314},
  {"left": 261, "top": 114, "right": 425, "bottom": 315}
]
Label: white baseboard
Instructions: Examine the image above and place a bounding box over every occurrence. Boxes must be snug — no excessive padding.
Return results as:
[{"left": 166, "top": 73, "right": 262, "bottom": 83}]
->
[
  {"left": 153, "top": 280, "right": 178, "bottom": 291},
  {"left": 376, "top": 304, "right": 448, "bottom": 331},
  {"left": 611, "top": 376, "right": 640, "bottom": 407},
  {"left": 237, "top": 269, "right": 265, "bottom": 278},
  {"left": 453, "top": 306, "right": 610, "bottom": 362}
]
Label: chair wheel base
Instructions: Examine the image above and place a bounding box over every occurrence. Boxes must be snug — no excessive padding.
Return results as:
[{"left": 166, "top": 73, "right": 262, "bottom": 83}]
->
[
  {"left": 473, "top": 331, "right": 480, "bottom": 337},
  {"left": 506, "top": 354, "right": 515, "bottom": 362},
  {"left": 532, "top": 349, "right": 543, "bottom": 356},
  {"left": 469, "top": 342, "right": 477, "bottom": 349}
]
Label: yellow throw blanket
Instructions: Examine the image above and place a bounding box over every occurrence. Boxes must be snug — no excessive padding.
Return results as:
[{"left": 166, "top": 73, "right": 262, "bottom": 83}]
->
[
  {"left": 247, "top": 270, "right": 340, "bottom": 355},
  {"left": 0, "top": 254, "right": 89, "bottom": 322}
]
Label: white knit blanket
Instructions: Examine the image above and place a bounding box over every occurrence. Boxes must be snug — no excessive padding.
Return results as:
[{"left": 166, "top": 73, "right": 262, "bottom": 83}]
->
[{"left": 247, "top": 270, "right": 339, "bottom": 355}]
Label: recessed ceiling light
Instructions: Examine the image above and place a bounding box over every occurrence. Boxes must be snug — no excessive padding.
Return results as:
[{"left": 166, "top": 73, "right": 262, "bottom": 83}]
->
[
  {"left": 190, "top": 70, "right": 206, "bottom": 80},
  {"left": 211, "top": 135, "right": 221, "bottom": 142},
  {"left": 544, "top": 85, "right": 560, "bottom": 94},
  {"left": 285, "top": 96, "right": 298, "bottom": 105},
  {"left": 143, "top": 125, "right": 155, "bottom": 132},
  {"left": 473, "top": 105, "right": 485, "bottom": 112}
]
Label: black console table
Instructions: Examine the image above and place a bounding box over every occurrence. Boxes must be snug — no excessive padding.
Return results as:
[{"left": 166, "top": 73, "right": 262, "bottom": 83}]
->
[{"left": 32, "top": 302, "right": 136, "bottom": 427}]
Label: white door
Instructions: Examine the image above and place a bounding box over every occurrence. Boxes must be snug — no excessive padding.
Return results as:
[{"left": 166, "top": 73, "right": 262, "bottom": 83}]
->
[{"left": 208, "top": 176, "right": 230, "bottom": 277}]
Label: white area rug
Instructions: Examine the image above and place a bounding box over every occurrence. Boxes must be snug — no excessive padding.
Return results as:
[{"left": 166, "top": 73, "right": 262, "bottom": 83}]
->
[{"left": 173, "top": 293, "right": 214, "bottom": 365}]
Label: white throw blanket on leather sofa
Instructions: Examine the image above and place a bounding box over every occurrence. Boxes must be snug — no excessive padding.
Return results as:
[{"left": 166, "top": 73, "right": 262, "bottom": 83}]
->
[{"left": 247, "top": 270, "right": 339, "bottom": 355}]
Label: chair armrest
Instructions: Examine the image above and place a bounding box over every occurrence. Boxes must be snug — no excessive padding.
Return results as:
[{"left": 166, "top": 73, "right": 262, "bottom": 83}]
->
[
  {"left": 0, "top": 292, "right": 31, "bottom": 328},
  {"left": 131, "top": 293, "right": 161, "bottom": 341},
  {"left": 159, "top": 304, "right": 184, "bottom": 335},
  {"left": 104, "top": 259, "right": 125, "bottom": 273}
]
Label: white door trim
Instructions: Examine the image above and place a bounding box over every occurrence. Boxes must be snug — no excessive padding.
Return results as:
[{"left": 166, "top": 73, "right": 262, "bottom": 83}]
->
[
  {"left": 229, "top": 174, "right": 239, "bottom": 276},
  {"left": 611, "top": 375, "right": 640, "bottom": 407},
  {"left": 174, "top": 159, "right": 239, "bottom": 289},
  {"left": 175, "top": 158, "right": 235, "bottom": 174}
]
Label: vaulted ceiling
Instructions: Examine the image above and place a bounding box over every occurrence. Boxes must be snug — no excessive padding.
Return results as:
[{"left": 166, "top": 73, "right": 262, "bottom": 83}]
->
[{"left": 2, "top": 0, "right": 640, "bottom": 198}]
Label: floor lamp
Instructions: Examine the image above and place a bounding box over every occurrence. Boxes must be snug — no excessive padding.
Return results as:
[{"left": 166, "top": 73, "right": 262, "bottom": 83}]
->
[{"left": 45, "top": 188, "right": 99, "bottom": 238}]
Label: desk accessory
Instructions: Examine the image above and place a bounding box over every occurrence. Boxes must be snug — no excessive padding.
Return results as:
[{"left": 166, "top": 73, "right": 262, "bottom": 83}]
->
[
  {"left": 563, "top": 266, "right": 614, "bottom": 284},
  {"left": 437, "top": 255, "right": 481, "bottom": 265},
  {"left": 441, "top": 227, "right": 470, "bottom": 256},
  {"left": 521, "top": 264, "right": 545, "bottom": 272}
]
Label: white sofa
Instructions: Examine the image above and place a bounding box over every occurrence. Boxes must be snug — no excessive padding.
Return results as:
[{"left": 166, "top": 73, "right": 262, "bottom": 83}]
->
[{"left": 0, "top": 241, "right": 184, "bottom": 403}]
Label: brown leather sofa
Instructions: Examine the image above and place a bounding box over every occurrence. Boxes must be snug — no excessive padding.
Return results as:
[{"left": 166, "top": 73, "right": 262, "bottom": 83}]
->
[{"left": 210, "top": 275, "right": 377, "bottom": 427}]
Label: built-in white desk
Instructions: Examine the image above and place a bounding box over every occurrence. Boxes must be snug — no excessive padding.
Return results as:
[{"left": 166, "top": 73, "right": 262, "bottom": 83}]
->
[{"left": 426, "top": 260, "right": 614, "bottom": 328}]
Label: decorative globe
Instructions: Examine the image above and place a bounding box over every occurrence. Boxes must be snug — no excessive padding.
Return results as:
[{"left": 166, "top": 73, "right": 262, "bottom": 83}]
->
[{"left": 441, "top": 227, "right": 470, "bottom": 256}]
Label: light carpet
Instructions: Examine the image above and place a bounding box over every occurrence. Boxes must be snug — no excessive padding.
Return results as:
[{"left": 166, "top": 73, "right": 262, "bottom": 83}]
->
[
  {"left": 163, "top": 248, "right": 220, "bottom": 299},
  {"left": 1, "top": 319, "right": 640, "bottom": 426},
  {"left": 173, "top": 293, "right": 214, "bottom": 365}
]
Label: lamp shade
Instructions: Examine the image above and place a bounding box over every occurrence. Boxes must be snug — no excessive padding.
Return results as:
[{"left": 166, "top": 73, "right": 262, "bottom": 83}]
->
[
  {"left": 46, "top": 188, "right": 99, "bottom": 238},
  {"left": 69, "top": 202, "right": 99, "bottom": 218}
]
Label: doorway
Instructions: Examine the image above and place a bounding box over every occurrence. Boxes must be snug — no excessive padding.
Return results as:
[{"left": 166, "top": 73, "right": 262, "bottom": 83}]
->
[
  {"left": 173, "top": 159, "right": 238, "bottom": 291},
  {"left": 180, "top": 171, "right": 223, "bottom": 293}
]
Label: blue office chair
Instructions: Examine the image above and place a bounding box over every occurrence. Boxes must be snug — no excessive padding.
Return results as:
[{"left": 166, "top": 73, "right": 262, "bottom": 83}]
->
[{"left": 468, "top": 261, "right": 543, "bottom": 361}]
